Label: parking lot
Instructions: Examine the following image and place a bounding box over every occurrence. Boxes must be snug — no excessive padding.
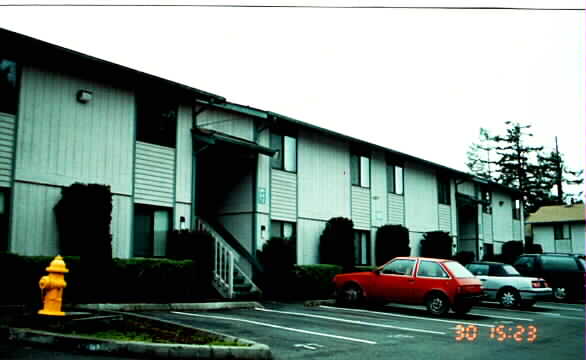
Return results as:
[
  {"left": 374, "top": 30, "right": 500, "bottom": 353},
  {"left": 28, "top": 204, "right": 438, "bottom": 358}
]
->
[{"left": 151, "top": 301, "right": 584, "bottom": 360}]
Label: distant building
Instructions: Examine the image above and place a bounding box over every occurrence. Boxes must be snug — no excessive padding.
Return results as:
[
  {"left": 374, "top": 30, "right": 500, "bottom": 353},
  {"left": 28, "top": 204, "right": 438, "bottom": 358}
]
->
[
  {"left": 526, "top": 203, "right": 585, "bottom": 255},
  {"left": 0, "top": 28, "right": 524, "bottom": 297}
]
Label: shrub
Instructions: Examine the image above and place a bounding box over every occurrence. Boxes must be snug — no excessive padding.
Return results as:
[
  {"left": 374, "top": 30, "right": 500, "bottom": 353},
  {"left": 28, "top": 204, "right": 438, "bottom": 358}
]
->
[
  {"left": 420, "top": 231, "right": 452, "bottom": 259},
  {"left": 375, "top": 224, "right": 410, "bottom": 265},
  {"left": 319, "top": 217, "right": 354, "bottom": 271},
  {"left": 257, "top": 237, "right": 296, "bottom": 299},
  {"left": 54, "top": 183, "right": 113, "bottom": 261},
  {"left": 167, "top": 229, "right": 215, "bottom": 283},
  {"left": 453, "top": 251, "right": 475, "bottom": 266},
  {"left": 291, "top": 264, "right": 343, "bottom": 300},
  {"left": 501, "top": 240, "right": 524, "bottom": 264},
  {"left": 524, "top": 243, "right": 543, "bottom": 254},
  {"left": 0, "top": 253, "right": 206, "bottom": 305}
]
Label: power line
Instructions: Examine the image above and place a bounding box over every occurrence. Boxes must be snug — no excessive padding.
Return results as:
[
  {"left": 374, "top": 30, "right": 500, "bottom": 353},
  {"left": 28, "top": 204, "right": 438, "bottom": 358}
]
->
[{"left": 0, "top": 4, "right": 583, "bottom": 11}]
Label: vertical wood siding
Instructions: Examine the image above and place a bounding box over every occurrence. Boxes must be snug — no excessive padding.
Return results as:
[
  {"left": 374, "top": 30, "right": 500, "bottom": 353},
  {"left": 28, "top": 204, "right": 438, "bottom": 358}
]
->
[
  {"left": 15, "top": 66, "right": 134, "bottom": 194},
  {"left": 111, "top": 195, "right": 132, "bottom": 258},
  {"left": 175, "top": 105, "right": 193, "bottom": 204},
  {"left": 456, "top": 181, "right": 476, "bottom": 197},
  {"left": 0, "top": 113, "right": 15, "bottom": 187},
  {"left": 438, "top": 204, "right": 451, "bottom": 232},
  {"left": 370, "top": 150, "right": 387, "bottom": 227},
  {"left": 174, "top": 203, "right": 192, "bottom": 230},
  {"left": 297, "top": 129, "right": 350, "bottom": 220},
  {"left": 387, "top": 193, "right": 405, "bottom": 225},
  {"left": 404, "top": 162, "right": 438, "bottom": 233},
  {"left": 297, "top": 218, "right": 326, "bottom": 265},
  {"left": 10, "top": 182, "right": 60, "bottom": 255},
  {"left": 352, "top": 186, "right": 370, "bottom": 230},
  {"left": 270, "top": 170, "right": 297, "bottom": 222},
  {"left": 197, "top": 108, "right": 254, "bottom": 141},
  {"left": 512, "top": 219, "right": 521, "bottom": 240},
  {"left": 483, "top": 214, "right": 493, "bottom": 243},
  {"left": 491, "top": 191, "right": 513, "bottom": 242},
  {"left": 134, "top": 142, "right": 175, "bottom": 207}
]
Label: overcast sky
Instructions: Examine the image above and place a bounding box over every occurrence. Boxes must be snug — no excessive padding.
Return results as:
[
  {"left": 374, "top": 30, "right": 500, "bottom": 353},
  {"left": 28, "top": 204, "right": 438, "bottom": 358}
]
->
[{"left": 1, "top": 1, "right": 584, "bottom": 183}]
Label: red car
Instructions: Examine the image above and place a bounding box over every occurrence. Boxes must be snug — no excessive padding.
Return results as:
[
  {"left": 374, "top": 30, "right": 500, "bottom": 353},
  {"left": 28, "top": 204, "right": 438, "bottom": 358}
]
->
[{"left": 333, "top": 256, "right": 484, "bottom": 315}]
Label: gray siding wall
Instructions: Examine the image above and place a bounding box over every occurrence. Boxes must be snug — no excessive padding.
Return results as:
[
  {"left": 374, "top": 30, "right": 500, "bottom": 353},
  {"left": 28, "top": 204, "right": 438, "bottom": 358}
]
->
[
  {"left": 352, "top": 186, "right": 370, "bottom": 230},
  {"left": 297, "top": 128, "right": 350, "bottom": 220},
  {"left": 483, "top": 213, "right": 493, "bottom": 243},
  {"left": 174, "top": 203, "right": 192, "bottom": 231},
  {"left": 111, "top": 195, "right": 133, "bottom": 258},
  {"left": 298, "top": 218, "right": 326, "bottom": 265},
  {"left": 175, "top": 105, "right": 193, "bottom": 205},
  {"left": 271, "top": 170, "right": 297, "bottom": 222},
  {"left": 0, "top": 113, "right": 15, "bottom": 187},
  {"left": 438, "top": 204, "right": 451, "bottom": 232},
  {"left": 387, "top": 193, "right": 405, "bottom": 225},
  {"left": 492, "top": 191, "right": 513, "bottom": 242},
  {"left": 134, "top": 141, "right": 175, "bottom": 207},
  {"left": 457, "top": 181, "right": 476, "bottom": 197},
  {"left": 370, "top": 150, "right": 387, "bottom": 228},
  {"left": 512, "top": 219, "right": 522, "bottom": 241},
  {"left": 15, "top": 66, "right": 134, "bottom": 195}
]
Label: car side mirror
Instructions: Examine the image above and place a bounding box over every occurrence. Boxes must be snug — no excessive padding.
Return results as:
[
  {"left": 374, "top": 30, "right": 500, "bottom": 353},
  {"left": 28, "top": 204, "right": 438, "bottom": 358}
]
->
[{"left": 373, "top": 268, "right": 382, "bottom": 275}]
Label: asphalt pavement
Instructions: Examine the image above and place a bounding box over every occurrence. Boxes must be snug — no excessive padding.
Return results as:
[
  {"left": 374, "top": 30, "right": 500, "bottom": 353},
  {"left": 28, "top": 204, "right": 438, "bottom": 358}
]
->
[{"left": 2, "top": 300, "right": 584, "bottom": 360}]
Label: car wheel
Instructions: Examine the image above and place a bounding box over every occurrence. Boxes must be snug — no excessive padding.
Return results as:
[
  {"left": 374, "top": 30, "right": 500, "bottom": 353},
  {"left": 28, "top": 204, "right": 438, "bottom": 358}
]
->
[
  {"left": 498, "top": 288, "right": 520, "bottom": 308},
  {"left": 553, "top": 286, "right": 568, "bottom": 301},
  {"left": 425, "top": 292, "right": 450, "bottom": 316},
  {"left": 337, "top": 283, "right": 363, "bottom": 306}
]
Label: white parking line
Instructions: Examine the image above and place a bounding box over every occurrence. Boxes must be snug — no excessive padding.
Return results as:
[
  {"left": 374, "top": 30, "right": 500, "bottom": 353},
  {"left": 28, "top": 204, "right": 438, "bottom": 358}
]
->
[
  {"left": 255, "top": 308, "right": 446, "bottom": 335},
  {"left": 536, "top": 305, "right": 585, "bottom": 312},
  {"left": 536, "top": 313, "right": 585, "bottom": 321},
  {"left": 468, "top": 312, "right": 534, "bottom": 321},
  {"left": 320, "top": 305, "right": 494, "bottom": 328},
  {"left": 171, "top": 311, "right": 377, "bottom": 345}
]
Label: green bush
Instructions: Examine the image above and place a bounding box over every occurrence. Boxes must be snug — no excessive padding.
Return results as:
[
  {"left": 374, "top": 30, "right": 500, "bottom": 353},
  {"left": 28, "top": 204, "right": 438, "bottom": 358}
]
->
[
  {"left": 453, "top": 251, "right": 475, "bottom": 265},
  {"left": 524, "top": 243, "right": 543, "bottom": 254},
  {"left": 291, "top": 264, "right": 343, "bottom": 300},
  {"left": 0, "top": 253, "right": 205, "bottom": 305},
  {"left": 420, "top": 231, "right": 453, "bottom": 259},
  {"left": 501, "top": 241, "right": 524, "bottom": 264},
  {"left": 319, "top": 217, "right": 354, "bottom": 271},
  {"left": 167, "top": 229, "right": 215, "bottom": 283},
  {"left": 257, "top": 237, "right": 296, "bottom": 299},
  {"left": 375, "top": 224, "right": 410, "bottom": 266}
]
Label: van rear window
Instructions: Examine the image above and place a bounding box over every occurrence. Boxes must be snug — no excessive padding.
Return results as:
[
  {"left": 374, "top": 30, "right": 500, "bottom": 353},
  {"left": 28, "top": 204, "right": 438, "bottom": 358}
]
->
[{"left": 541, "top": 255, "right": 580, "bottom": 271}]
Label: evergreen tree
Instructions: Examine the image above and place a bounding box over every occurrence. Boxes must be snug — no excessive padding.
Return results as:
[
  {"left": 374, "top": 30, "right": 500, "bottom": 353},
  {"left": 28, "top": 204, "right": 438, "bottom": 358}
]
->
[{"left": 466, "top": 121, "right": 583, "bottom": 214}]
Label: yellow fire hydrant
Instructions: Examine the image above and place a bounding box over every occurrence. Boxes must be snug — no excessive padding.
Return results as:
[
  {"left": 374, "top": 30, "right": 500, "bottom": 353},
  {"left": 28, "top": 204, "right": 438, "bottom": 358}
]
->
[{"left": 38, "top": 255, "right": 69, "bottom": 316}]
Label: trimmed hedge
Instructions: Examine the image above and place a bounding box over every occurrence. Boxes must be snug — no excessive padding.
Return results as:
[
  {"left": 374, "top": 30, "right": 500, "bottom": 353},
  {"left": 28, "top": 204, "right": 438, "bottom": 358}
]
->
[
  {"left": 319, "top": 217, "right": 355, "bottom": 271},
  {"left": 420, "top": 231, "right": 453, "bottom": 259},
  {"left": 291, "top": 264, "right": 343, "bottom": 300},
  {"left": 0, "top": 253, "right": 206, "bottom": 306},
  {"left": 375, "top": 224, "right": 410, "bottom": 265}
]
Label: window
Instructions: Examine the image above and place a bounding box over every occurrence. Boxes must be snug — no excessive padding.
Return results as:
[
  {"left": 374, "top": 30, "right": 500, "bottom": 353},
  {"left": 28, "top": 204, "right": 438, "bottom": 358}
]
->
[
  {"left": 541, "top": 255, "right": 580, "bottom": 272},
  {"left": 466, "top": 263, "right": 489, "bottom": 276},
  {"left": 443, "top": 261, "right": 474, "bottom": 278},
  {"left": 437, "top": 176, "right": 451, "bottom": 205},
  {"left": 387, "top": 163, "right": 404, "bottom": 195},
  {"left": 417, "top": 260, "right": 449, "bottom": 278},
  {"left": 382, "top": 259, "right": 416, "bottom": 275},
  {"left": 354, "top": 231, "right": 370, "bottom": 265},
  {"left": 481, "top": 188, "right": 492, "bottom": 214},
  {"left": 490, "top": 264, "right": 520, "bottom": 277},
  {"left": 514, "top": 256, "right": 536, "bottom": 273},
  {"left": 133, "top": 205, "right": 171, "bottom": 257},
  {"left": 270, "top": 220, "right": 295, "bottom": 240},
  {"left": 270, "top": 133, "right": 297, "bottom": 172},
  {"left": 0, "top": 189, "right": 9, "bottom": 252},
  {"left": 0, "top": 59, "right": 18, "bottom": 115},
  {"left": 512, "top": 199, "right": 521, "bottom": 220},
  {"left": 136, "top": 94, "right": 177, "bottom": 147},
  {"left": 554, "top": 224, "right": 570, "bottom": 240},
  {"left": 351, "top": 152, "right": 370, "bottom": 187}
]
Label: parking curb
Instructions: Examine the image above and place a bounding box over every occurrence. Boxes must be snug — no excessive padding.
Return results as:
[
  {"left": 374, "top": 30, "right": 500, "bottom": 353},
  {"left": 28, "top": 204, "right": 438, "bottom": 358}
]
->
[
  {"left": 8, "top": 327, "right": 272, "bottom": 359},
  {"left": 71, "top": 301, "right": 264, "bottom": 312}
]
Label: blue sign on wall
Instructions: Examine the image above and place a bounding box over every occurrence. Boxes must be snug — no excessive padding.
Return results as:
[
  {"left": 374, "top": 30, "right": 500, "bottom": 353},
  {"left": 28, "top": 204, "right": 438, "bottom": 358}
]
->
[{"left": 258, "top": 187, "right": 266, "bottom": 204}]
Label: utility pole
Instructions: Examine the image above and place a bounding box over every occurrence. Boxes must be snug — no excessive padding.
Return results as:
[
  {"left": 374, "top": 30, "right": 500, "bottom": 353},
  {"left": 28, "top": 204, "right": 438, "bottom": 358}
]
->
[{"left": 555, "top": 136, "right": 564, "bottom": 203}]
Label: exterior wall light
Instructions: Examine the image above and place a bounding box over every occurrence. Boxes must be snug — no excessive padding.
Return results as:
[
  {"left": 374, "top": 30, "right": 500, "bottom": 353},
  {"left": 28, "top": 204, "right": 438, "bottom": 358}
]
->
[{"left": 76, "top": 90, "right": 93, "bottom": 104}]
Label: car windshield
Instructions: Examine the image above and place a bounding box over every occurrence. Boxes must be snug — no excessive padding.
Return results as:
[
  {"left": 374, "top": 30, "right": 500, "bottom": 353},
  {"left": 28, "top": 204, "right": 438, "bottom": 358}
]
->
[
  {"left": 497, "top": 264, "right": 521, "bottom": 276},
  {"left": 443, "top": 261, "right": 475, "bottom": 278}
]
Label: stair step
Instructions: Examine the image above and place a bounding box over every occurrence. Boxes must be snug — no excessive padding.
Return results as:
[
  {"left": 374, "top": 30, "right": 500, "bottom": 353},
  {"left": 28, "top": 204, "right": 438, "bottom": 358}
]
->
[{"left": 234, "top": 283, "right": 253, "bottom": 292}]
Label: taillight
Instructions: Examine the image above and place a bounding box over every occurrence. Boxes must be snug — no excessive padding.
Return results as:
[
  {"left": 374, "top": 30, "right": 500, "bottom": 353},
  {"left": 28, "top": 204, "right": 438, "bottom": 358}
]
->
[
  {"left": 459, "top": 285, "right": 481, "bottom": 294},
  {"left": 532, "top": 279, "right": 547, "bottom": 288}
]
